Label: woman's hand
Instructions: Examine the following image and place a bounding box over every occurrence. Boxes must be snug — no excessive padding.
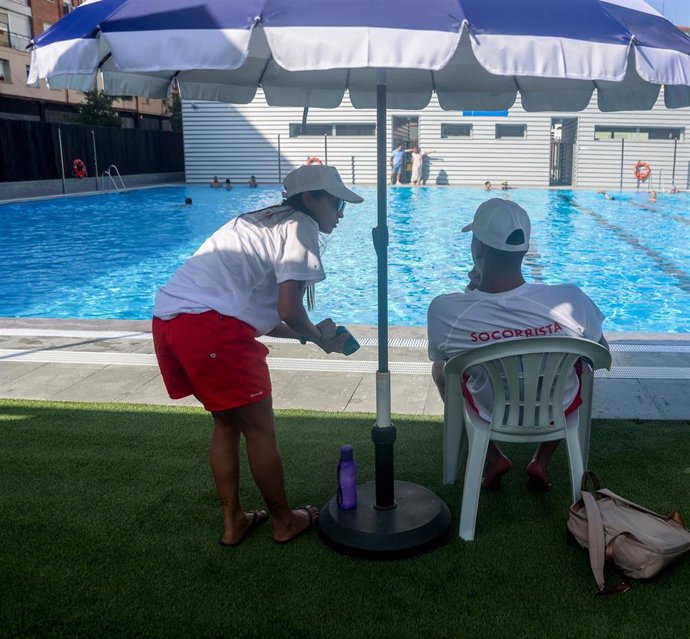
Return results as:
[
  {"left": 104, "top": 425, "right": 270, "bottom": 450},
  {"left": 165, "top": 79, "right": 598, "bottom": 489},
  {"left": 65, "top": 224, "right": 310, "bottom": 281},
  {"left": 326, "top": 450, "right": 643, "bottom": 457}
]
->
[{"left": 315, "top": 318, "right": 349, "bottom": 354}]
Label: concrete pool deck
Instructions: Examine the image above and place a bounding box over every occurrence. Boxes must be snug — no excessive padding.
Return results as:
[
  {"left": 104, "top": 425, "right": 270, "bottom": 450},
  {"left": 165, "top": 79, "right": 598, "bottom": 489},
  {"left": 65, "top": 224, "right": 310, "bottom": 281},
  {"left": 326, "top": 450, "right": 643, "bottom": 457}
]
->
[{"left": 0, "top": 318, "right": 689, "bottom": 420}]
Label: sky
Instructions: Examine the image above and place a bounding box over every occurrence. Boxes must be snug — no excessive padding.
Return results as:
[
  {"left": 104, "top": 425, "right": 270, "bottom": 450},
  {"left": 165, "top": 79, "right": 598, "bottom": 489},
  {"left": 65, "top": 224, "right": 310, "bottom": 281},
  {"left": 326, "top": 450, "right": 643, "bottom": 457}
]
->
[{"left": 645, "top": 0, "right": 690, "bottom": 26}]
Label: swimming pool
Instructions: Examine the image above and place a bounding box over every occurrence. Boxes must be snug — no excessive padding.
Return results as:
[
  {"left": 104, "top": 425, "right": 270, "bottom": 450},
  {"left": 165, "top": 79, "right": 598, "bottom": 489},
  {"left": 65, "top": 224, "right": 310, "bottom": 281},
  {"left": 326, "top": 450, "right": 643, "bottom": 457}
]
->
[{"left": 1, "top": 185, "right": 688, "bottom": 332}]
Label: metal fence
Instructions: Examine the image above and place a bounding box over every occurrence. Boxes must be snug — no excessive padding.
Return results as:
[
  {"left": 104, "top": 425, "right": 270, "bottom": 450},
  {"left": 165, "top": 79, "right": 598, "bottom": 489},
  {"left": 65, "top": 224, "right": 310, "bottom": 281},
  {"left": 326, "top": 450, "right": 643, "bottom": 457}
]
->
[{"left": 0, "top": 119, "right": 183, "bottom": 183}]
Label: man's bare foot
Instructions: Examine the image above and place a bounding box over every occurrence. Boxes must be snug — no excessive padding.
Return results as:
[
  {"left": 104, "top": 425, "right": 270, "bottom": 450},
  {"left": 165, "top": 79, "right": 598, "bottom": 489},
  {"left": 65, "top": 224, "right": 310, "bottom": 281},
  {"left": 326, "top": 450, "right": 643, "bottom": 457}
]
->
[
  {"left": 219, "top": 510, "right": 268, "bottom": 547},
  {"left": 481, "top": 456, "right": 512, "bottom": 489},
  {"left": 526, "top": 460, "right": 552, "bottom": 492},
  {"left": 273, "top": 505, "right": 319, "bottom": 544}
]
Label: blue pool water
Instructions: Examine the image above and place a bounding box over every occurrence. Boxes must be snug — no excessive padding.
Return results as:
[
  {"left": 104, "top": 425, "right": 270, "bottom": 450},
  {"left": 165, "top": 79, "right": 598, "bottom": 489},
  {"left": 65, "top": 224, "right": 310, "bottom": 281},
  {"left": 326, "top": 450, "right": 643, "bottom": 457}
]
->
[{"left": 1, "top": 185, "right": 689, "bottom": 332}]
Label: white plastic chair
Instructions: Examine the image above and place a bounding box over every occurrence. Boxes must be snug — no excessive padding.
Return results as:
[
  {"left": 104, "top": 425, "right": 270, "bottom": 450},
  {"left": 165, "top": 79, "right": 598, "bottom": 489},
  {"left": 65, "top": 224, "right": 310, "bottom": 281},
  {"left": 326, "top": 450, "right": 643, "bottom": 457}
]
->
[{"left": 443, "top": 337, "right": 611, "bottom": 541}]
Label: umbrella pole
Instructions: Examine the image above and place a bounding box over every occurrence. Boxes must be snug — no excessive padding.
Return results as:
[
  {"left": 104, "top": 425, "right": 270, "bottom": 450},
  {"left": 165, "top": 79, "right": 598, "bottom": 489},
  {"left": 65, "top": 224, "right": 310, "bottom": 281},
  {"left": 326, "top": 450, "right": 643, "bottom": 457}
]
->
[
  {"left": 318, "top": 72, "right": 451, "bottom": 558},
  {"left": 372, "top": 71, "right": 396, "bottom": 509}
]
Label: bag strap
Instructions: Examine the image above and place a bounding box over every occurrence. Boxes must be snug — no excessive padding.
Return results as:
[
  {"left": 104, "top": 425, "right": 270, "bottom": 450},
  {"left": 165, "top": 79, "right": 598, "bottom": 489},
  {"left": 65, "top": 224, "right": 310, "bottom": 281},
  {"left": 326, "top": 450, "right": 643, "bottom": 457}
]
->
[
  {"left": 581, "top": 470, "right": 602, "bottom": 493},
  {"left": 596, "top": 488, "right": 680, "bottom": 523},
  {"left": 670, "top": 511, "right": 687, "bottom": 528},
  {"left": 581, "top": 491, "right": 631, "bottom": 595}
]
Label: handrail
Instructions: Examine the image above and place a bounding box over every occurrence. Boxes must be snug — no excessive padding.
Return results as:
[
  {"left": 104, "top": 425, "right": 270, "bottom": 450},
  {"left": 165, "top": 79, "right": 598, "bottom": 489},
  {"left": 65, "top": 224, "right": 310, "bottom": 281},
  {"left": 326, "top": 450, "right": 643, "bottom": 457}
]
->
[{"left": 100, "top": 165, "right": 127, "bottom": 194}]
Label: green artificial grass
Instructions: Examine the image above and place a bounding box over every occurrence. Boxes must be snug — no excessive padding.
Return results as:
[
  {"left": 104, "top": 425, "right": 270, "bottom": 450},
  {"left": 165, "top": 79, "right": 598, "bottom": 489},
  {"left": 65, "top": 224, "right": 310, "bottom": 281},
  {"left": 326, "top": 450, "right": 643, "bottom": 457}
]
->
[{"left": 1, "top": 399, "right": 689, "bottom": 639}]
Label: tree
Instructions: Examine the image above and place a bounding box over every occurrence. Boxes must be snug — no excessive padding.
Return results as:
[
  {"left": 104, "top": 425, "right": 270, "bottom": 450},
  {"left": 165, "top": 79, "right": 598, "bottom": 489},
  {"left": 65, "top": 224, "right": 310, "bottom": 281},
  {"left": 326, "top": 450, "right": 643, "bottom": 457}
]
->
[{"left": 77, "top": 90, "right": 122, "bottom": 127}]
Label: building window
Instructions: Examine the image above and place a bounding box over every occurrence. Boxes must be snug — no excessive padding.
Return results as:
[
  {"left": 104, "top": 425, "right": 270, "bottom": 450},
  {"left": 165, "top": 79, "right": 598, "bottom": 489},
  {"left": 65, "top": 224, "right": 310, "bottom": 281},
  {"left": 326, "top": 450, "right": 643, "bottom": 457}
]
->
[
  {"left": 289, "top": 123, "right": 333, "bottom": 137},
  {"left": 63, "top": 2, "right": 74, "bottom": 16},
  {"left": 0, "top": 59, "right": 9, "bottom": 83},
  {"left": 495, "top": 124, "right": 526, "bottom": 139},
  {"left": 290, "top": 122, "right": 376, "bottom": 137},
  {"left": 441, "top": 123, "right": 473, "bottom": 138},
  {"left": 333, "top": 123, "right": 375, "bottom": 136},
  {"left": 0, "top": 12, "right": 9, "bottom": 48},
  {"left": 594, "top": 125, "right": 683, "bottom": 141}
]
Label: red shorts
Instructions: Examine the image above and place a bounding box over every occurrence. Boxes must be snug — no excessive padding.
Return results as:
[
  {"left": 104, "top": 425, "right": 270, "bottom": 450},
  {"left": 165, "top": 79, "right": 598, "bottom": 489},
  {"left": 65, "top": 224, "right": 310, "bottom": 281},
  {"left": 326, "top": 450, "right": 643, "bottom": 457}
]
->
[{"left": 152, "top": 311, "right": 271, "bottom": 412}]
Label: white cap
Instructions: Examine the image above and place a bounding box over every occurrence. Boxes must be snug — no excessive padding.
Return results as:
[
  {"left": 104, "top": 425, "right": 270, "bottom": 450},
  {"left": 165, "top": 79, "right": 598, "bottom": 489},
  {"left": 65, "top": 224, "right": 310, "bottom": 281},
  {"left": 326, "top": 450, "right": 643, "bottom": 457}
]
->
[
  {"left": 462, "top": 198, "right": 531, "bottom": 252},
  {"left": 283, "top": 165, "right": 364, "bottom": 203}
]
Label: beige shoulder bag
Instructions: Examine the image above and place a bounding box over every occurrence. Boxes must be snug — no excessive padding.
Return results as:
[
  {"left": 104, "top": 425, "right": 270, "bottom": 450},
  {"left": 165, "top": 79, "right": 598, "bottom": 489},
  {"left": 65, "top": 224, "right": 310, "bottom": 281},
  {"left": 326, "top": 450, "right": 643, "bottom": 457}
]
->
[{"left": 567, "top": 472, "right": 690, "bottom": 595}]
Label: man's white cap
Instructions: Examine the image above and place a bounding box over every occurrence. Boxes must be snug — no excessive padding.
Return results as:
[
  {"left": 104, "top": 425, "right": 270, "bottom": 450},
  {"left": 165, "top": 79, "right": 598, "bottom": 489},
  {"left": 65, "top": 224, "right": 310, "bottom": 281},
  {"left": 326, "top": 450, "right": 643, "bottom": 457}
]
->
[
  {"left": 283, "top": 165, "right": 364, "bottom": 203},
  {"left": 462, "top": 198, "right": 531, "bottom": 252}
]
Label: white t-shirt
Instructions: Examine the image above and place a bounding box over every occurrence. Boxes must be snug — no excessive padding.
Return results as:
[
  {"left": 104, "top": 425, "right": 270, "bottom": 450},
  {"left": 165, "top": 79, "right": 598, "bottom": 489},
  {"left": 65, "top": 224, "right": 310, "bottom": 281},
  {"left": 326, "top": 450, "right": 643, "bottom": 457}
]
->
[
  {"left": 427, "top": 282, "right": 605, "bottom": 420},
  {"left": 153, "top": 205, "right": 325, "bottom": 334}
]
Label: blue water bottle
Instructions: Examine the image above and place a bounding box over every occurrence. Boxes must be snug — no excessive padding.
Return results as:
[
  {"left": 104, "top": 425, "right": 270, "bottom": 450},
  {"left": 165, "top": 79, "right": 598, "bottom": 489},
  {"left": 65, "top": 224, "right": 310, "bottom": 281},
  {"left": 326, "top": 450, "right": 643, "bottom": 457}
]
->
[{"left": 337, "top": 444, "right": 358, "bottom": 510}]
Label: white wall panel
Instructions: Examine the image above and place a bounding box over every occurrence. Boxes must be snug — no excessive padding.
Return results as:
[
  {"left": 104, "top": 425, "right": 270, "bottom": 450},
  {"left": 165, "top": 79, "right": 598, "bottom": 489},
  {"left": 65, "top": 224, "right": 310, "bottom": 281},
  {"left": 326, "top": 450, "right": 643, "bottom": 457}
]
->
[{"left": 183, "top": 90, "right": 690, "bottom": 190}]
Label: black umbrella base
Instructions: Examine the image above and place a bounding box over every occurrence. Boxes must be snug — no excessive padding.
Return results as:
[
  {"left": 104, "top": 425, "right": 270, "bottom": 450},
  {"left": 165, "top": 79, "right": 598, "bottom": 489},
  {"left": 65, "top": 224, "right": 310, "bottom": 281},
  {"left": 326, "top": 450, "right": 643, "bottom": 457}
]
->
[{"left": 318, "top": 480, "right": 452, "bottom": 560}]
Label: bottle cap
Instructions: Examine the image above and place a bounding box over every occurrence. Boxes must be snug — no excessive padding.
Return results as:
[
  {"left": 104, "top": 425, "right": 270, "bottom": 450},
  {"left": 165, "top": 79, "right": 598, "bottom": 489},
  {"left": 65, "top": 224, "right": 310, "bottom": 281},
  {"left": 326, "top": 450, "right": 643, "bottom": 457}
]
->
[{"left": 340, "top": 444, "right": 353, "bottom": 461}]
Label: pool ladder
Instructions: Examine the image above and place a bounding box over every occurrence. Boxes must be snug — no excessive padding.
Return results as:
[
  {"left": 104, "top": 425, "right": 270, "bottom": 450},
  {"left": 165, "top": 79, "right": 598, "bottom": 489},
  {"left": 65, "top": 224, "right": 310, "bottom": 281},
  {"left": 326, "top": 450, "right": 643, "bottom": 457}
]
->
[{"left": 101, "top": 165, "right": 127, "bottom": 194}]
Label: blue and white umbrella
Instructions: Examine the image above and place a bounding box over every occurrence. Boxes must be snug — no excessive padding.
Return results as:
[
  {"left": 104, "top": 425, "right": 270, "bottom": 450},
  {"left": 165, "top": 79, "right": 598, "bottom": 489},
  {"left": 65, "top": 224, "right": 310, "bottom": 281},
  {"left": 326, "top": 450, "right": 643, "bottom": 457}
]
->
[
  {"left": 27, "top": 0, "right": 690, "bottom": 554},
  {"left": 29, "top": 0, "right": 690, "bottom": 110}
]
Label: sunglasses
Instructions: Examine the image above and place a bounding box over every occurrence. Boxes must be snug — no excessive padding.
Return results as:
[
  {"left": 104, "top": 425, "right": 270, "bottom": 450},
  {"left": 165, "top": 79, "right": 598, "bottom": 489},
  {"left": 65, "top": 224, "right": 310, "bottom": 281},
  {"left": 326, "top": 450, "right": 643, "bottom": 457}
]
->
[{"left": 334, "top": 197, "right": 346, "bottom": 214}]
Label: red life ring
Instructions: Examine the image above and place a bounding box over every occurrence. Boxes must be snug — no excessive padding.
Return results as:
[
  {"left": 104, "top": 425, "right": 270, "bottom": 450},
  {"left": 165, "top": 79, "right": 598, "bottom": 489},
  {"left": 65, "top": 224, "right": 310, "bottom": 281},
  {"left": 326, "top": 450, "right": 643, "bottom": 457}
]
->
[
  {"left": 72, "top": 158, "right": 87, "bottom": 179},
  {"left": 633, "top": 161, "right": 651, "bottom": 181},
  {"left": 305, "top": 156, "right": 323, "bottom": 166}
]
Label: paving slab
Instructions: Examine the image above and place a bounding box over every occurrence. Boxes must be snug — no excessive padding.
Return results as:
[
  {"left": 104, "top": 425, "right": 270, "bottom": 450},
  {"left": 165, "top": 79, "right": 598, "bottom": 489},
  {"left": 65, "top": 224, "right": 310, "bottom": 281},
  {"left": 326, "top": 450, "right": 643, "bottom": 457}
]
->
[
  {"left": 273, "top": 371, "right": 363, "bottom": 412},
  {"left": 52, "top": 365, "right": 161, "bottom": 403},
  {"left": 0, "top": 363, "right": 102, "bottom": 401},
  {"left": 0, "top": 361, "right": 48, "bottom": 386},
  {"left": 345, "top": 374, "right": 434, "bottom": 415},
  {"left": 636, "top": 380, "right": 690, "bottom": 420},
  {"left": 591, "top": 379, "right": 664, "bottom": 420}
]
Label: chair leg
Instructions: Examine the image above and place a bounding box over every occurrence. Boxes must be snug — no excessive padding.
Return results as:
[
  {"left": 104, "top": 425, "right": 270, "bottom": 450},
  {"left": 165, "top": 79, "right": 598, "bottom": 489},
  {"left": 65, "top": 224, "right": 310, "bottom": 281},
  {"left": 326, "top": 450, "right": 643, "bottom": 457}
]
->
[
  {"left": 443, "top": 414, "right": 465, "bottom": 484},
  {"left": 458, "top": 426, "right": 491, "bottom": 541},
  {"left": 564, "top": 417, "right": 585, "bottom": 503}
]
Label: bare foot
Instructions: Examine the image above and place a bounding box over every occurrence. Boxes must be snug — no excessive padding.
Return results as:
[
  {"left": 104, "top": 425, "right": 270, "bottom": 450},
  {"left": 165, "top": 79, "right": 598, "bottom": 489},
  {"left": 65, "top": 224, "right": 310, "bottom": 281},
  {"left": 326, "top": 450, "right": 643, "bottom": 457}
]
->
[
  {"left": 273, "top": 505, "right": 319, "bottom": 544},
  {"left": 527, "top": 460, "right": 553, "bottom": 492},
  {"left": 220, "top": 510, "right": 268, "bottom": 547},
  {"left": 482, "top": 456, "right": 512, "bottom": 489}
]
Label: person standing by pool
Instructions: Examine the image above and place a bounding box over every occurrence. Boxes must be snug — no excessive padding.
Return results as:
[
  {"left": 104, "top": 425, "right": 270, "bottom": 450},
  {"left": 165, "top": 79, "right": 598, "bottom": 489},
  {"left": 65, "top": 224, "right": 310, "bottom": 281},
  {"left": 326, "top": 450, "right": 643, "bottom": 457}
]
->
[
  {"left": 390, "top": 144, "right": 406, "bottom": 185},
  {"left": 410, "top": 147, "right": 435, "bottom": 186},
  {"left": 427, "top": 198, "right": 608, "bottom": 492},
  {"left": 152, "top": 164, "right": 363, "bottom": 546}
]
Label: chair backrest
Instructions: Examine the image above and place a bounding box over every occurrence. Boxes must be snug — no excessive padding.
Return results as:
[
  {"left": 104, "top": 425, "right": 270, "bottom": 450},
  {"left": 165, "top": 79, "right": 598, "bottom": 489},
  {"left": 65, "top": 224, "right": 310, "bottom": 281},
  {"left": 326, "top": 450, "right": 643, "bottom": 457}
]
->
[{"left": 444, "top": 337, "right": 611, "bottom": 433}]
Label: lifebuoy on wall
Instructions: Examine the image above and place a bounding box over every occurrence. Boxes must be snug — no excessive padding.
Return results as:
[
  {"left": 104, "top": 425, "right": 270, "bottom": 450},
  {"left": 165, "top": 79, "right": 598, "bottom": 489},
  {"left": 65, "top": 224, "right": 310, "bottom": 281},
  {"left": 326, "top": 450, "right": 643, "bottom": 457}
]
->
[
  {"left": 72, "top": 158, "right": 87, "bottom": 179},
  {"left": 305, "top": 156, "right": 323, "bottom": 166},
  {"left": 633, "top": 161, "right": 651, "bottom": 181}
]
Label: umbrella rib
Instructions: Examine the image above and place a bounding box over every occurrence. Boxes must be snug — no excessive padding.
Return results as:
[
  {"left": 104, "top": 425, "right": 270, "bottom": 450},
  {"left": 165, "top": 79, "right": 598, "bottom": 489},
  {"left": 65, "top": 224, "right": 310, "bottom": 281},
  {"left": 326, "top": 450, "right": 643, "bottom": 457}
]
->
[
  {"left": 97, "top": 52, "right": 111, "bottom": 69},
  {"left": 256, "top": 55, "right": 274, "bottom": 88}
]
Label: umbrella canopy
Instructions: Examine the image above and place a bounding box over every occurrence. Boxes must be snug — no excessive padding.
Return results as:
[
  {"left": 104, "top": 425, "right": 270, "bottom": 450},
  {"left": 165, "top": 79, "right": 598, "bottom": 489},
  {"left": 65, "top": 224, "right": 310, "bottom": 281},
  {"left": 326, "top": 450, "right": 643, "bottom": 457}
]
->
[{"left": 30, "top": 0, "right": 690, "bottom": 111}]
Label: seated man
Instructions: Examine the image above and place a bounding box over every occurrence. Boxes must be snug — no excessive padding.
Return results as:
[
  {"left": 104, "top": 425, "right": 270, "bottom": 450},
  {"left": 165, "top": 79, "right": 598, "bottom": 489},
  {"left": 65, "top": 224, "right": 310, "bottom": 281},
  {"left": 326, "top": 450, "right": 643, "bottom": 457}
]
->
[{"left": 427, "top": 198, "right": 608, "bottom": 491}]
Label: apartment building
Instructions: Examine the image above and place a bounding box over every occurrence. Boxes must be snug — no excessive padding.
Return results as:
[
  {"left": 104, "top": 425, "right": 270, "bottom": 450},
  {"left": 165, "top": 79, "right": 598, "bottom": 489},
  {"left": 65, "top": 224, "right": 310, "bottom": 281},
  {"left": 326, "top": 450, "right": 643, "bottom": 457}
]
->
[{"left": 0, "top": 0, "right": 171, "bottom": 129}]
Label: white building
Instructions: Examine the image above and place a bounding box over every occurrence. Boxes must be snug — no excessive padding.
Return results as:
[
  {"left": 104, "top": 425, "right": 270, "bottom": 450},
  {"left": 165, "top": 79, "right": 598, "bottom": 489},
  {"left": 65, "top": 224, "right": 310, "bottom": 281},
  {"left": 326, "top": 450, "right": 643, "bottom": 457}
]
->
[{"left": 183, "top": 89, "right": 690, "bottom": 191}]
